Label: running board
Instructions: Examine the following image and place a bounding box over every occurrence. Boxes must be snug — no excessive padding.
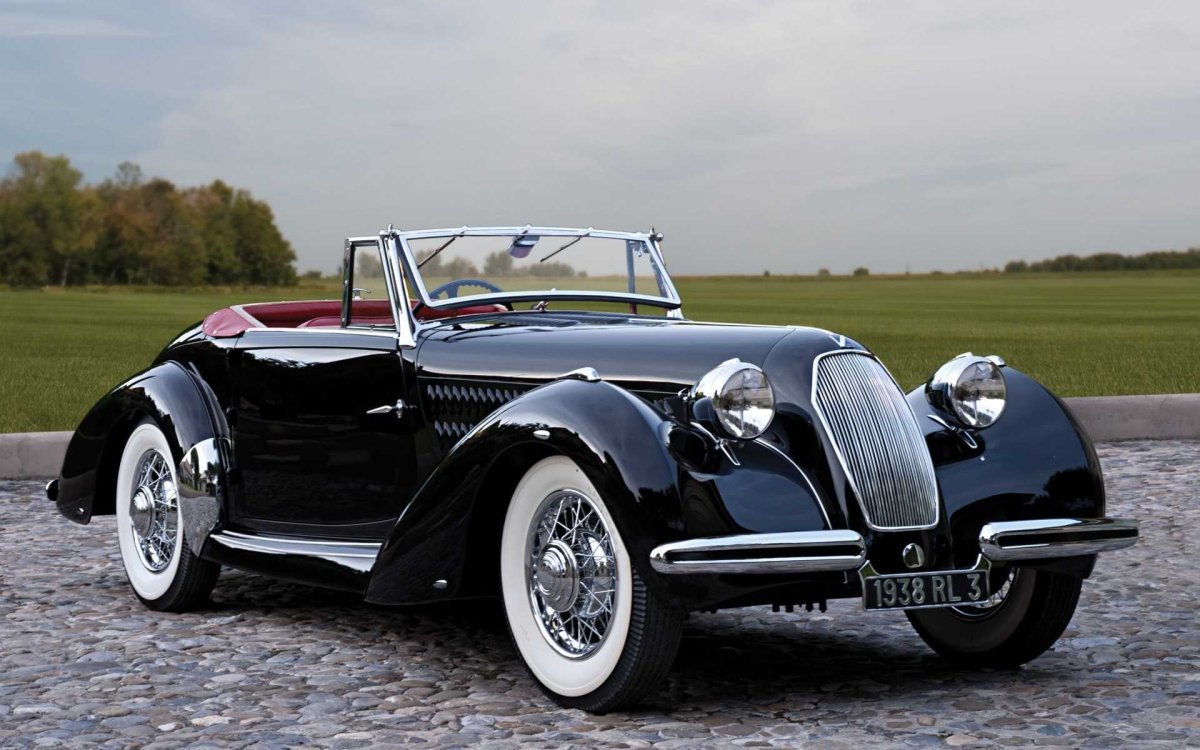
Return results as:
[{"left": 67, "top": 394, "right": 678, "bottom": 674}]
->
[{"left": 208, "top": 531, "right": 381, "bottom": 573}]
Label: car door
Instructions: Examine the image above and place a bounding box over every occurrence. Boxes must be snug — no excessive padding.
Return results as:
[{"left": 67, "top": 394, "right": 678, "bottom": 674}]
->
[{"left": 228, "top": 239, "right": 416, "bottom": 540}]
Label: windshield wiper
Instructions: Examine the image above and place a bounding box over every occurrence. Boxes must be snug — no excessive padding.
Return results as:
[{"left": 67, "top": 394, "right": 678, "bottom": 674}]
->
[
  {"left": 539, "top": 229, "right": 592, "bottom": 263},
  {"left": 418, "top": 232, "right": 464, "bottom": 269}
]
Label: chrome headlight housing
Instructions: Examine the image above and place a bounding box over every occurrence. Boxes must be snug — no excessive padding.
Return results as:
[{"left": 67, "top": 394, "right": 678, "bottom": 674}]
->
[
  {"left": 691, "top": 359, "right": 775, "bottom": 439},
  {"left": 926, "top": 353, "right": 1007, "bottom": 429}
]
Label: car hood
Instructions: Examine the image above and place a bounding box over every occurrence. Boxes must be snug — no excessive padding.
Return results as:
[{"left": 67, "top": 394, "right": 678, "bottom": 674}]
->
[{"left": 414, "top": 311, "right": 864, "bottom": 395}]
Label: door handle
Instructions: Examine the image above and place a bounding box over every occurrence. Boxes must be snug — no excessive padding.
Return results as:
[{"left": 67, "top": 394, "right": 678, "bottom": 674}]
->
[{"left": 366, "top": 399, "right": 410, "bottom": 417}]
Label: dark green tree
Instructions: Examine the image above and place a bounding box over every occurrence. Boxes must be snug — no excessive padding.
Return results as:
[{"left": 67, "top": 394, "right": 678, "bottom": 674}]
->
[{"left": 0, "top": 151, "right": 85, "bottom": 286}]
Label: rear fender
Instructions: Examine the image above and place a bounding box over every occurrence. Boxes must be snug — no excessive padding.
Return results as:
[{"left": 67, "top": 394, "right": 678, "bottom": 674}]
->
[{"left": 55, "top": 362, "right": 229, "bottom": 555}]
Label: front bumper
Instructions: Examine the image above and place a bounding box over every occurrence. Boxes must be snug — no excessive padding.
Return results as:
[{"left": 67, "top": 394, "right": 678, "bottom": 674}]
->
[
  {"left": 978, "top": 517, "right": 1139, "bottom": 560},
  {"left": 648, "top": 530, "right": 865, "bottom": 574},
  {"left": 648, "top": 517, "right": 1139, "bottom": 575}
]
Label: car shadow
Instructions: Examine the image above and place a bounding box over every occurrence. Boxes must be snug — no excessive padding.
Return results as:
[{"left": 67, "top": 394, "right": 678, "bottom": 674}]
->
[{"left": 191, "top": 568, "right": 1078, "bottom": 715}]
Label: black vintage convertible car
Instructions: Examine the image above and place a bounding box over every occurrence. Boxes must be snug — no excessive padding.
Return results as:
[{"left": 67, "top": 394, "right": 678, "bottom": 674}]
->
[{"left": 49, "top": 226, "right": 1138, "bottom": 711}]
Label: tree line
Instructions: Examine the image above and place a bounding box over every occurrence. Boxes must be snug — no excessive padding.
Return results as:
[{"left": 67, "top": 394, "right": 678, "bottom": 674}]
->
[
  {"left": 1004, "top": 248, "right": 1200, "bottom": 273},
  {"left": 415, "top": 249, "right": 582, "bottom": 278},
  {"left": 0, "top": 151, "right": 297, "bottom": 287}
]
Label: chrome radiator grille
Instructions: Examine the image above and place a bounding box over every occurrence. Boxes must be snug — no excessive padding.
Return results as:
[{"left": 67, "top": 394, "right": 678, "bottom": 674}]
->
[{"left": 813, "top": 352, "right": 939, "bottom": 530}]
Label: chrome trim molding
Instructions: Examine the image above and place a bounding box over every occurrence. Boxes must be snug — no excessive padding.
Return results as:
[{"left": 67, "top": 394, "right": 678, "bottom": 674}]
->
[
  {"left": 559, "top": 367, "right": 601, "bottom": 382},
  {"left": 926, "top": 413, "right": 979, "bottom": 449},
  {"left": 208, "top": 531, "right": 381, "bottom": 573},
  {"left": 751, "top": 438, "right": 833, "bottom": 528},
  {"left": 177, "top": 437, "right": 229, "bottom": 556},
  {"left": 812, "top": 350, "right": 940, "bottom": 531},
  {"left": 689, "top": 421, "right": 741, "bottom": 467},
  {"left": 381, "top": 234, "right": 417, "bottom": 348},
  {"left": 229, "top": 304, "right": 264, "bottom": 328},
  {"left": 979, "top": 517, "right": 1139, "bottom": 561},
  {"left": 649, "top": 530, "right": 865, "bottom": 574}
]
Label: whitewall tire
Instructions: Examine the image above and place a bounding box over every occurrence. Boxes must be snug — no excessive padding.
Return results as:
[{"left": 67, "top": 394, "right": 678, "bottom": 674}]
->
[
  {"left": 114, "top": 421, "right": 219, "bottom": 611},
  {"left": 500, "top": 456, "right": 681, "bottom": 712}
]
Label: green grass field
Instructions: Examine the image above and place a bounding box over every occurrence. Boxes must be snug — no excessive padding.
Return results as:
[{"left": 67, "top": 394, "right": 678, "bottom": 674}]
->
[{"left": 1, "top": 272, "right": 1197, "bottom": 433}]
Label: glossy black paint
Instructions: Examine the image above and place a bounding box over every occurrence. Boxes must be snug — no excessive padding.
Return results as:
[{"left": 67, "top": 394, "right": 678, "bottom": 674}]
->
[
  {"left": 366, "top": 378, "right": 686, "bottom": 604},
  {"left": 229, "top": 328, "right": 416, "bottom": 539},
  {"left": 54, "top": 359, "right": 222, "bottom": 524},
  {"left": 413, "top": 312, "right": 798, "bottom": 394},
  {"left": 906, "top": 367, "right": 1105, "bottom": 572},
  {"left": 55, "top": 304, "right": 1107, "bottom": 611}
]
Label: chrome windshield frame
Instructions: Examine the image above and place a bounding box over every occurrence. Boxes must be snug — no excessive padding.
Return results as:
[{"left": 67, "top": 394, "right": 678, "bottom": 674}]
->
[
  {"left": 385, "top": 226, "right": 684, "bottom": 322},
  {"left": 340, "top": 233, "right": 416, "bottom": 348}
]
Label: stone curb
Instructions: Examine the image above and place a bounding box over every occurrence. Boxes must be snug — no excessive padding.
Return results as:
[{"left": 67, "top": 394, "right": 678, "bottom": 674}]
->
[
  {"left": 2, "top": 395, "right": 1198, "bottom": 479},
  {"left": 1063, "top": 393, "right": 1200, "bottom": 443},
  {"left": 0, "top": 431, "right": 73, "bottom": 481}
]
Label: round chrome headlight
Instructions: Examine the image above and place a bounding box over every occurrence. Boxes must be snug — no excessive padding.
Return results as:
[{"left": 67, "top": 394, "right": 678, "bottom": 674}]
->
[
  {"left": 926, "top": 354, "right": 1007, "bottom": 429},
  {"left": 691, "top": 360, "right": 775, "bottom": 439}
]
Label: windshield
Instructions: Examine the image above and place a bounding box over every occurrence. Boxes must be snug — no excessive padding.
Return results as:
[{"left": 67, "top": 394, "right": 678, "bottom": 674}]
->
[{"left": 400, "top": 231, "right": 678, "bottom": 309}]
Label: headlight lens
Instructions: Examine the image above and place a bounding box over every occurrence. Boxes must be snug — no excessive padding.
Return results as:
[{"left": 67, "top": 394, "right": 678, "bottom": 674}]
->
[
  {"left": 927, "top": 354, "right": 1007, "bottom": 428},
  {"left": 691, "top": 360, "right": 775, "bottom": 439}
]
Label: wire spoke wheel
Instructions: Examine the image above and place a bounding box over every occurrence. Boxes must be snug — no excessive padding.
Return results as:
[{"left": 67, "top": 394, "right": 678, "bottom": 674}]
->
[
  {"left": 500, "top": 455, "right": 682, "bottom": 711},
  {"left": 526, "top": 490, "right": 618, "bottom": 658},
  {"left": 115, "top": 422, "right": 219, "bottom": 610},
  {"left": 128, "top": 448, "right": 179, "bottom": 573},
  {"left": 947, "top": 567, "right": 1017, "bottom": 621}
]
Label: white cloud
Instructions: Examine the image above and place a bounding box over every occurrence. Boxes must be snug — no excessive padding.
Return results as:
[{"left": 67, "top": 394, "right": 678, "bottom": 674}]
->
[
  {"left": 0, "top": 11, "right": 148, "bottom": 38},
  {"left": 6, "top": 0, "right": 1200, "bottom": 273}
]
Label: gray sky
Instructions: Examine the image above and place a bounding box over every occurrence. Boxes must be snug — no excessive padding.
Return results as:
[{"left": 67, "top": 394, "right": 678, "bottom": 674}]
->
[{"left": 3, "top": 1, "right": 1200, "bottom": 275}]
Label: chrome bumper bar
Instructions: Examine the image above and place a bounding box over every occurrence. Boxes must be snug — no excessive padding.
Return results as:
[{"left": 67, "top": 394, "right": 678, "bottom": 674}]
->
[
  {"left": 649, "top": 530, "right": 866, "bottom": 574},
  {"left": 649, "top": 517, "right": 1137, "bottom": 575},
  {"left": 978, "top": 517, "right": 1139, "bottom": 561}
]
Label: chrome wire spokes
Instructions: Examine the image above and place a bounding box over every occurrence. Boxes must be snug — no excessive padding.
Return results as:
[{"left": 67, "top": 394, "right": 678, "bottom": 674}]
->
[
  {"left": 129, "top": 449, "right": 179, "bottom": 573},
  {"left": 950, "top": 567, "right": 1016, "bottom": 620},
  {"left": 526, "top": 490, "right": 617, "bottom": 658}
]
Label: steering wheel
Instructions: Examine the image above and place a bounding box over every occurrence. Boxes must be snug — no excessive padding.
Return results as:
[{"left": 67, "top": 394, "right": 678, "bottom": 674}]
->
[{"left": 428, "top": 278, "right": 503, "bottom": 300}]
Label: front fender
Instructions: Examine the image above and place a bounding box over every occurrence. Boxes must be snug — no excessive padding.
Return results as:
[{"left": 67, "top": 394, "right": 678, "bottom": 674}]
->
[
  {"left": 908, "top": 366, "right": 1106, "bottom": 571},
  {"left": 365, "top": 378, "right": 687, "bottom": 605},
  {"left": 55, "top": 361, "right": 226, "bottom": 539}
]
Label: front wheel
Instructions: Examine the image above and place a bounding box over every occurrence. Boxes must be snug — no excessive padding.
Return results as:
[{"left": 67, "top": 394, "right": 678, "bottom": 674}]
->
[
  {"left": 500, "top": 456, "right": 682, "bottom": 713},
  {"left": 906, "top": 567, "right": 1082, "bottom": 668},
  {"left": 114, "top": 421, "right": 220, "bottom": 611}
]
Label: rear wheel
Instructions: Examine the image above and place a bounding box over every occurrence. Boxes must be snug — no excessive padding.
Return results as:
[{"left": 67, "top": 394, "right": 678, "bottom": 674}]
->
[
  {"left": 500, "top": 456, "right": 682, "bottom": 713},
  {"left": 114, "top": 422, "right": 219, "bottom": 611},
  {"left": 906, "top": 567, "right": 1082, "bottom": 668}
]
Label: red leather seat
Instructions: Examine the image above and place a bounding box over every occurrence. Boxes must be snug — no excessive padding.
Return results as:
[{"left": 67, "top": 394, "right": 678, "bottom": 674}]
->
[
  {"left": 414, "top": 303, "right": 507, "bottom": 320},
  {"left": 202, "top": 298, "right": 508, "bottom": 337},
  {"left": 298, "top": 316, "right": 393, "bottom": 328}
]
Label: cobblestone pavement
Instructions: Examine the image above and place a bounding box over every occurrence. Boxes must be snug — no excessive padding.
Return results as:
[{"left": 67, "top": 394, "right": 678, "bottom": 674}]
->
[{"left": 1, "top": 441, "right": 1196, "bottom": 749}]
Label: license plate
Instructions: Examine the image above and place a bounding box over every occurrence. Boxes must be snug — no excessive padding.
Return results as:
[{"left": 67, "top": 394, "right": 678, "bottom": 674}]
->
[{"left": 863, "top": 568, "right": 989, "bottom": 611}]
